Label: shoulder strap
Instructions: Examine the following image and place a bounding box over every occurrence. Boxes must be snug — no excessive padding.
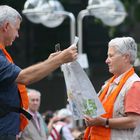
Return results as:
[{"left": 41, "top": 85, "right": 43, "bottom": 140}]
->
[{"left": 0, "top": 102, "right": 32, "bottom": 120}]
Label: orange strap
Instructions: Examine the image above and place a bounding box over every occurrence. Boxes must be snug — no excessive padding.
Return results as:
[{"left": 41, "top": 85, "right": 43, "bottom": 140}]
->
[
  {"left": 83, "top": 67, "right": 134, "bottom": 140},
  {"left": 0, "top": 44, "right": 29, "bottom": 131}
]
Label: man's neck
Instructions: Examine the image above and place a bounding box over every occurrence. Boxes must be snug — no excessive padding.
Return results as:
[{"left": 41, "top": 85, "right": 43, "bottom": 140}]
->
[
  {"left": 0, "top": 40, "right": 5, "bottom": 48},
  {"left": 28, "top": 109, "right": 37, "bottom": 115}
]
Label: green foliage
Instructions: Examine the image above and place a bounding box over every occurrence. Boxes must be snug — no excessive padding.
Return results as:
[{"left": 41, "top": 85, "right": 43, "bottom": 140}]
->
[
  {"left": 137, "top": 44, "right": 140, "bottom": 58},
  {"left": 82, "top": 99, "right": 97, "bottom": 116},
  {"left": 92, "top": 0, "right": 140, "bottom": 38},
  {"left": 134, "top": 3, "right": 140, "bottom": 22},
  {"left": 109, "top": 0, "right": 140, "bottom": 37}
]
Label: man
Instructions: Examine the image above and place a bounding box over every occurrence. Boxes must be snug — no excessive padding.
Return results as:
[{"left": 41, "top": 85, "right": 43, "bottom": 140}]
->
[
  {"left": 0, "top": 5, "right": 77, "bottom": 140},
  {"left": 84, "top": 37, "right": 140, "bottom": 140},
  {"left": 19, "top": 89, "right": 48, "bottom": 140}
]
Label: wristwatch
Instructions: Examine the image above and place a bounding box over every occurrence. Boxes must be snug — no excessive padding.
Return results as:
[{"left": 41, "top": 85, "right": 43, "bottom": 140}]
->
[{"left": 105, "top": 118, "right": 109, "bottom": 128}]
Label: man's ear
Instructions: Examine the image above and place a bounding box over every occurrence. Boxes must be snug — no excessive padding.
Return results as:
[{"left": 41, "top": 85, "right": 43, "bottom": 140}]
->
[{"left": 2, "top": 22, "right": 9, "bottom": 32}]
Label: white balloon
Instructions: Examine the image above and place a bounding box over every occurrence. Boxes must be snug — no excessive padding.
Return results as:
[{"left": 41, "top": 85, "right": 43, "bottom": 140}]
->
[
  {"left": 40, "top": 1, "right": 65, "bottom": 28},
  {"left": 23, "top": 0, "right": 44, "bottom": 23},
  {"left": 87, "top": 0, "right": 127, "bottom": 26},
  {"left": 22, "top": 0, "right": 65, "bottom": 27}
]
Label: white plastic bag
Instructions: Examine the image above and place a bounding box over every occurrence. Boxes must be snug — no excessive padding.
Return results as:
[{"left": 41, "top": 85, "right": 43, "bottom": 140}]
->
[{"left": 62, "top": 61, "right": 105, "bottom": 120}]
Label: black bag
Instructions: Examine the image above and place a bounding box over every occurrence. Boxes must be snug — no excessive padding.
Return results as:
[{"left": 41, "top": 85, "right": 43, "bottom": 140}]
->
[{"left": 0, "top": 102, "right": 32, "bottom": 120}]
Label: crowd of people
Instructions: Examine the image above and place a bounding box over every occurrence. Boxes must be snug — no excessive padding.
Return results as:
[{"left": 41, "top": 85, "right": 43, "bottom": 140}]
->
[{"left": 0, "top": 4, "right": 140, "bottom": 140}]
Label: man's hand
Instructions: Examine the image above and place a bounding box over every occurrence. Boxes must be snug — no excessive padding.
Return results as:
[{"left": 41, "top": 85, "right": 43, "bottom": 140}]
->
[
  {"left": 48, "top": 45, "right": 78, "bottom": 64},
  {"left": 60, "top": 45, "right": 78, "bottom": 63},
  {"left": 48, "top": 51, "right": 62, "bottom": 60}
]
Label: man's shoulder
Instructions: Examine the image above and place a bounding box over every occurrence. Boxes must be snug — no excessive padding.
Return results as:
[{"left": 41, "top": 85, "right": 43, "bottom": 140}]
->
[
  {"left": 0, "top": 49, "right": 5, "bottom": 57},
  {"left": 0, "top": 51, "right": 9, "bottom": 67},
  {"left": 0, "top": 50, "right": 8, "bottom": 62}
]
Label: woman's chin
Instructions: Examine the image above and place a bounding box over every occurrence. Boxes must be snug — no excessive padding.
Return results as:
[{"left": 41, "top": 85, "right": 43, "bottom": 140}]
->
[{"left": 109, "top": 68, "right": 113, "bottom": 73}]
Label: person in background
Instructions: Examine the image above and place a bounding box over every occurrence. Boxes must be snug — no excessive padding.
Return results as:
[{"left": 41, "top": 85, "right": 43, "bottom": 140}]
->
[
  {"left": 83, "top": 37, "right": 140, "bottom": 140},
  {"left": 43, "top": 110, "right": 59, "bottom": 133},
  {"left": 43, "top": 110, "right": 55, "bottom": 126},
  {"left": 19, "top": 89, "right": 48, "bottom": 140},
  {"left": 0, "top": 5, "right": 77, "bottom": 140},
  {"left": 43, "top": 110, "right": 62, "bottom": 140},
  {"left": 48, "top": 108, "right": 75, "bottom": 140}
]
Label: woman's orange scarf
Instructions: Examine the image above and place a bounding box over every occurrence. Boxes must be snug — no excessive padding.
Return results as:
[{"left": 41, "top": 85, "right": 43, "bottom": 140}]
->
[
  {"left": 84, "top": 67, "right": 134, "bottom": 140},
  {"left": 0, "top": 44, "right": 29, "bottom": 131}
]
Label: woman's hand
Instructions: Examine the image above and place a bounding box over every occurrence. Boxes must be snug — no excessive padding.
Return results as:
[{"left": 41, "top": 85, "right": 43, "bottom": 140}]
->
[{"left": 84, "top": 115, "right": 106, "bottom": 127}]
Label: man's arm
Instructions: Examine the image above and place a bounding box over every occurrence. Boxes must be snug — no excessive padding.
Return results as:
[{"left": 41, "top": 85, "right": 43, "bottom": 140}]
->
[{"left": 16, "top": 45, "right": 77, "bottom": 85}]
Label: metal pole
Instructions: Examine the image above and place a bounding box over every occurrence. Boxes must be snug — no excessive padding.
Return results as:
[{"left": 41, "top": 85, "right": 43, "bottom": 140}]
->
[
  {"left": 77, "top": 10, "right": 91, "bottom": 54},
  {"left": 55, "top": 11, "right": 76, "bottom": 44},
  {"left": 22, "top": 10, "right": 76, "bottom": 45}
]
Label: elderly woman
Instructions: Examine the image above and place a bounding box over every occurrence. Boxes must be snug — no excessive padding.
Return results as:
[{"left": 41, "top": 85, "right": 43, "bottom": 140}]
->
[{"left": 84, "top": 37, "right": 140, "bottom": 140}]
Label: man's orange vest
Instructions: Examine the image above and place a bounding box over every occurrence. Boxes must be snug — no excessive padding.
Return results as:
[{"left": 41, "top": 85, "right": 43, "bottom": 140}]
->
[
  {"left": 83, "top": 67, "right": 134, "bottom": 140},
  {"left": 0, "top": 44, "right": 29, "bottom": 131}
]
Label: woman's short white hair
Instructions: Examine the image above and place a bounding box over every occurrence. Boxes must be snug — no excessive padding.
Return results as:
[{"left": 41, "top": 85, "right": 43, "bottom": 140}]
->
[
  {"left": 108, "top": 37, "right": 137, "bottom": 65},
  {"left": 0, "top": 5, "right": 22, "bottom": 26}
]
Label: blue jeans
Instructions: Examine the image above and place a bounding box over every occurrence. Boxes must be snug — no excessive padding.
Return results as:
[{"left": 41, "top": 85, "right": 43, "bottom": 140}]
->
[{"left": 0, "top": 135, "right": 16, "bottom": 140}]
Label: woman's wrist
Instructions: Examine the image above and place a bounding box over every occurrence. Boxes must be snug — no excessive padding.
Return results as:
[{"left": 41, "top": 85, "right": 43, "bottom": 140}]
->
[{"left": 105, "top": 118, "right": 110, "bottom": 128}]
